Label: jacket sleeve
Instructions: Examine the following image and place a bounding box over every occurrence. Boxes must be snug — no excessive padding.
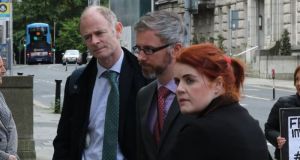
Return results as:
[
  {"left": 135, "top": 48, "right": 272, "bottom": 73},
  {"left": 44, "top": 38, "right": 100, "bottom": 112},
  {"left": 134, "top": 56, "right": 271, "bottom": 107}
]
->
[
  {"left": 265, "top": 99, "right": 282, "bottom": 147},
  {"left": 0, "top": 114, "right": 19, "bottom": 160},
  {"left": 6, "top": 115, "right": 19, "bottom": 159},
  {"left": 52, "top": 77, "right": 72, "bottom": 159},
  {"left": 0, "top": 93, "right": 19, "bottom": 160},
  {"left": 0, "top": 151, "right": 9, "bottom": 160}
]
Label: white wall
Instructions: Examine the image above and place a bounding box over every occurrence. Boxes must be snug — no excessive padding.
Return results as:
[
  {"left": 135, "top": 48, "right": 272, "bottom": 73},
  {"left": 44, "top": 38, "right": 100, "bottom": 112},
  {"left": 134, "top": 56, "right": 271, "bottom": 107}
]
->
[{"left": 249, "top": 55, "right": 300, "bottom": 79}]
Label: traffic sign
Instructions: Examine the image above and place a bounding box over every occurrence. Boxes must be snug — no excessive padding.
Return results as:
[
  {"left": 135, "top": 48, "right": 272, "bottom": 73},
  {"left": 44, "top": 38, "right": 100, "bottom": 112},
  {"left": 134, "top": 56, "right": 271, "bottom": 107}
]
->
[{"left": 0, "top": 3, "right": 10, "bottom": 21}]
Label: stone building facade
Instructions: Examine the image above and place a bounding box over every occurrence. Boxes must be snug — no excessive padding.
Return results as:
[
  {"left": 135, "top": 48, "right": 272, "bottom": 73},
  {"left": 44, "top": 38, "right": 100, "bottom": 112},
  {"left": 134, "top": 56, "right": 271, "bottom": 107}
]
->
[{"left": 155, "top": 0, "right": 300, "bottom": 60}]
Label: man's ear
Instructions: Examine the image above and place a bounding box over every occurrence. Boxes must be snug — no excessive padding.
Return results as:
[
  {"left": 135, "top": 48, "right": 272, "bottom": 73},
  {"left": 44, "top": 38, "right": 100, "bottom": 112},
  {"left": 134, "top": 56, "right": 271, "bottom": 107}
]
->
[
  {"left": 173, "top": 43, "right": 183, "bottom": 54},
  {"left": 171, "top": 43, "right": 183, "bottom": 60},
  {"left": 115, "top": 22, "right": 123, "bottom": 39}
]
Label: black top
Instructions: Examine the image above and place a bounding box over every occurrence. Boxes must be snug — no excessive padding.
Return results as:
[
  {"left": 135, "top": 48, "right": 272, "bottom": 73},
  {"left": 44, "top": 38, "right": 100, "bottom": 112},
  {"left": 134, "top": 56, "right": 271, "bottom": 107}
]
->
[
  {"left": 172, "top": 96, "right": 269, "bottom": 160},
  {"left": 265, "top": 94, "right": 300, "bottom": 159}
]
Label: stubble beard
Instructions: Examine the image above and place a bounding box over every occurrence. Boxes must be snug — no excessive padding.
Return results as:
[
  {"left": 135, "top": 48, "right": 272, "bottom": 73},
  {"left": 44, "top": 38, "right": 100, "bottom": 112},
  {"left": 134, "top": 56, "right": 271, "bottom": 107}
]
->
[
  {"left": 141, "top": 64, "right": 167, "bottom": 80},
  {"left": 141, "top": 51, "right": 172, "bottom": 80}
]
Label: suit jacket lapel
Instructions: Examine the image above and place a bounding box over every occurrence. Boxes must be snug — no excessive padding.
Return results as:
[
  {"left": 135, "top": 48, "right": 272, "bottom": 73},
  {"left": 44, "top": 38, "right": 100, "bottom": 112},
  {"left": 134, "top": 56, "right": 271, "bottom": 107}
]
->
[
  {"left": 118, "top": 52, "right": 134, "bottom": 141},
  {"left": 140, "top": 83, "right": 158, "bottom": 151},
  {"left": 159, "top": 98, "right": 180, "bottom": 148}
]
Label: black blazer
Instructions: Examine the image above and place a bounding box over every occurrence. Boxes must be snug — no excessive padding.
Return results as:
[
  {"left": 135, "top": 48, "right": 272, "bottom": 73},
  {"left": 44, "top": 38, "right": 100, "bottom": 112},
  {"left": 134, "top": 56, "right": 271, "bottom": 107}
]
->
[
  {"left": 53, "top": 48, "right": 149, "bottom": 160},
  {"left": 136, "top": 81, "right": 190, "bottom": 160},
  {"left": 172, "top": 100, "right": 269, "bottom": 160}
]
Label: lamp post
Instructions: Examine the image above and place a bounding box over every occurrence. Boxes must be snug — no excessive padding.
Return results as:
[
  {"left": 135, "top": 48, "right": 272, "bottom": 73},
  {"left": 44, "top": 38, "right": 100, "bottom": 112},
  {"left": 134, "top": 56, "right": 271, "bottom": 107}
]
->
[
  {"left": 53, "top": 21, "right": 56, "bottom": 64},
  {"left": 183, "top": 0, "right": 191, "bottom": 46},
  {"left": 24, "top": 40, "right": 26, "bottom": 65},
  {"left": 18, "top": 37, "right": 25, "bottom": 64}
]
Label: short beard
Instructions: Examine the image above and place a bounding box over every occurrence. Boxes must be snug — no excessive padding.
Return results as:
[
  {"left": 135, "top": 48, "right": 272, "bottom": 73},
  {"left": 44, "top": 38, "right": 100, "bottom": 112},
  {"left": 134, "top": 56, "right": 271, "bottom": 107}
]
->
[
  {"left": 142, "top": 72, "right": 157, "bottom": 79},
  {"left": 141, "top": 50, "right": 172, "bottom": 80},
  {"left": 142, "top": 65, "right": 166, "bottom": 80}
]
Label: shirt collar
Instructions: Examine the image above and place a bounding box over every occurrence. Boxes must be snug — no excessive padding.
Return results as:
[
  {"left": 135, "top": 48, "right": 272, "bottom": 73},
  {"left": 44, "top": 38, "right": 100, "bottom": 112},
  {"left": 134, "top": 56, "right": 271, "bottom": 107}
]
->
[
  {"left": 157, "top": 79, "right": 177, "bottom": 94},
  {"left": 96, "top": 50, "right": 124, "bottom": 78}
]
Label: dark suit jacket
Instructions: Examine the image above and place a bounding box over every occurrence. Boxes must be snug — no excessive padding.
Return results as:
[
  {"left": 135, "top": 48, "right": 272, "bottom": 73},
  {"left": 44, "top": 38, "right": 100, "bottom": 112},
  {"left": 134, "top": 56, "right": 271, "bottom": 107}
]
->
[
  {"left": 172, "top": 98, "right": 269, "bottom": 160},
  {"left": 136, "top": 81, "right": 190, "bottom": 160},
  {"left": 52, "top": 48, "right": 148, "bottom": 160}
]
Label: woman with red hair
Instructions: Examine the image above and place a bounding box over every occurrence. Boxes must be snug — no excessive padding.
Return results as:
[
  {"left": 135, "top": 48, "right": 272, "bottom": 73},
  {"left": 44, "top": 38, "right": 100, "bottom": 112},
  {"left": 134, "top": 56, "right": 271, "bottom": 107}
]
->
[{"left": 172, "top": 43, "right": 269, "bottom": 160}]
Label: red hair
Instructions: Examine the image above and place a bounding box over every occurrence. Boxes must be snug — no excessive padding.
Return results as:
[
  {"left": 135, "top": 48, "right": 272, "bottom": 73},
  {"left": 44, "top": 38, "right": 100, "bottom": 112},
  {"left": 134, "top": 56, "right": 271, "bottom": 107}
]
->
[{"left": 176, "top": 43, "right": 245, "bottom": 101}]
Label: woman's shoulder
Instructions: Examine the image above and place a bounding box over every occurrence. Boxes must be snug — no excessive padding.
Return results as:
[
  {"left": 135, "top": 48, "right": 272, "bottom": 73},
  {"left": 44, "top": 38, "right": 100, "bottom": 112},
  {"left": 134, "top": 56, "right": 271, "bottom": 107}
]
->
[
  {"left": 278, "top": 94, "right": 297, "bottom": 102},
  {"left": 276, "top": 94, "right": 300, "bottom": 107},
  {"left": 188, "top": 103, "right": 258, "bottom": 131},
  {"left": 187, "top": 105, "right": 239, "bottom": 130}
]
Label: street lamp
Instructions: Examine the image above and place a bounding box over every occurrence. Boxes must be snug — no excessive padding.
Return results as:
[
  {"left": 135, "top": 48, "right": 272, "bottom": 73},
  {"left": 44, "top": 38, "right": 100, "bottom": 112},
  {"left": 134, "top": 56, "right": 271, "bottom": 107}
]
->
[
  {"left": 24, "top": 39, "right": 26, "bottom": 64},
  {"left": 53, "top": 21, "right": 56, "bottom": 64},
  {"left": 18, "top": 37, "right": 24, "bottom": 64},
  {"left": 23, "top": 39, "right": 26, "bottom": 65}
]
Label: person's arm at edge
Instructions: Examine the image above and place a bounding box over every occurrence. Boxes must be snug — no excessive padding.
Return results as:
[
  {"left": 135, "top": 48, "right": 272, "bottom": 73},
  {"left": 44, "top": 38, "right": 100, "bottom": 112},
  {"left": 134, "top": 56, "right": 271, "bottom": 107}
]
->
[
  {"left": 265, "top": 100, "right": 282, "bottom": 148},
  {"left": 6, "top": 114, "right": 19, "bottom": 160}
]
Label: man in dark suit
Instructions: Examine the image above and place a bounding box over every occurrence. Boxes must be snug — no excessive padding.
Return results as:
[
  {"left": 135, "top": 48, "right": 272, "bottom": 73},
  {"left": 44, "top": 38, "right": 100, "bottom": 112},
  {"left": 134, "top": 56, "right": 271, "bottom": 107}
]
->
[
  {"left": 52, "top": 6, "right": 148, "bottom": 160},
  {"left": 133, "top": 11, "right": 189, "bottom": 160}
]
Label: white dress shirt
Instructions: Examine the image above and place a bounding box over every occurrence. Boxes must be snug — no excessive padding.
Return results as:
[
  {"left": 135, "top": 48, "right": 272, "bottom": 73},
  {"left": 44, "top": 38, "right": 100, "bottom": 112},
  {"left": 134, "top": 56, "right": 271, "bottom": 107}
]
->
[{"left": 82, "top": 52, "right": 125, "bottom": 160}]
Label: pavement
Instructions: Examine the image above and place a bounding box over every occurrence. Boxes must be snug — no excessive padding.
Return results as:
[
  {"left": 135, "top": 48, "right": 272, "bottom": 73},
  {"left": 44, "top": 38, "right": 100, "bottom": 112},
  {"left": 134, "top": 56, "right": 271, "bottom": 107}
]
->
[
  {"left": 34, "top": 105, "right": 60, "bottom": 160},
  {"left": 33, "top": 77, "right": 295, "bottom": 160},
  {"left": 245, "top": 77, "right": 294, "bottom": 90}
]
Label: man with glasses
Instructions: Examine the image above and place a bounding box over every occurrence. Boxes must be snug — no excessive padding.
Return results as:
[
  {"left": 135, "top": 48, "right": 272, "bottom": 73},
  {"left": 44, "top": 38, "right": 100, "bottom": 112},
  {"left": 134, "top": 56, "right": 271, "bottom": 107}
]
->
[{"left": 134, "top": 10, "right": 190, "bottom": 160}]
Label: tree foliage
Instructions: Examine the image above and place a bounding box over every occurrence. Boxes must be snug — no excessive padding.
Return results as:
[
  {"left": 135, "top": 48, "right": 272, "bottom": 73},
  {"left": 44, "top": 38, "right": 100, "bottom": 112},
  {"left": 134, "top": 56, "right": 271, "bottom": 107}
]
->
[
  {"left": 55, "top": 17, "right": 86, "bottom": 53},
  {"left": 13, "top": 0, "right": 91, "bottom": 56},
  {"left": 13, "top": 0, "right": 110, "bottom": 63},
  {"left": 280, "top": 29, "right": 292, "bottom": 56},
  {"left": 216, "top": 34, "right": 226, "bottom": 52}
]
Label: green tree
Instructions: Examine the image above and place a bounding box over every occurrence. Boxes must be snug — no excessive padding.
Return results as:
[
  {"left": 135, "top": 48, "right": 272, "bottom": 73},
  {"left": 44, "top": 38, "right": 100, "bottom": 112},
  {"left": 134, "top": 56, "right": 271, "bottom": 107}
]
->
[
  {"left": 101, "top": 0, "right": 110, "bottom": 7},
  {"left": 13, "top": 0, "right": 110, "bottom": 61},
  {"left": 13, "top": 0, "right": 87, "bottom": 55},
  {"left": 56, "top": 17, "right": 86, "bottom": 53},
  {"left": 217, "top": 34, "right": 226, "bottom": 52},
  {"left": 280, "top": 29, "right": 292, "bottom": 56}
]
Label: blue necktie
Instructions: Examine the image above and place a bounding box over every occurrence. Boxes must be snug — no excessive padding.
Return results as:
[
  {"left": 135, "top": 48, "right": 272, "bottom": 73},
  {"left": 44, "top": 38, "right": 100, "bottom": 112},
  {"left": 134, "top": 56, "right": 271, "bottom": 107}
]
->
[{"left": 102, "top": 71, "right": 119, "bottom": 160}]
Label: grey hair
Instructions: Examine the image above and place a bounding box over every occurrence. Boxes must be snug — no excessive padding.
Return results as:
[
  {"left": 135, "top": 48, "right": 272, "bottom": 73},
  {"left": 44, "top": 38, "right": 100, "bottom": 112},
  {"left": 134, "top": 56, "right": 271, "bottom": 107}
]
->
[
  {"left": 134, "top": 10, "right": 184, "bottom": 44},
  {"left": 81, "top": 5, "right": 118, "bottom": 31}
]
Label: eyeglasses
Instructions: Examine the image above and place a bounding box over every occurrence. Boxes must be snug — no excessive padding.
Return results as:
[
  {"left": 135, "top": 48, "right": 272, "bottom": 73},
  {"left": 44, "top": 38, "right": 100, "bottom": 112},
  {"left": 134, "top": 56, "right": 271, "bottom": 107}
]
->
[{"left": 132, "top": 43, "right": 172, "bottom": 55}]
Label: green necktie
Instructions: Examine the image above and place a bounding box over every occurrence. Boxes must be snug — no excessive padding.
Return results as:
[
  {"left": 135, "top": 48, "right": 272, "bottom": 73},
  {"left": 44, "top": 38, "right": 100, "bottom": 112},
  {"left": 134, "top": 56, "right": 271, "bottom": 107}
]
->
[{"left": 102, "top": 71, "right": 119, "bottom": 160}]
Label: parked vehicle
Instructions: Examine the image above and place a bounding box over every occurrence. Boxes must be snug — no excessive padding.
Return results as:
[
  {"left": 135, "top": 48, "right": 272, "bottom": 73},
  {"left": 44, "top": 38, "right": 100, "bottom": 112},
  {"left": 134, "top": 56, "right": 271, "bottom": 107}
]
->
[
  {"left": 86, "top": 51, "right": 93, "bottom": 64},
  {"left": 62, "top": 49, "right": 81, "bottom": 65}
]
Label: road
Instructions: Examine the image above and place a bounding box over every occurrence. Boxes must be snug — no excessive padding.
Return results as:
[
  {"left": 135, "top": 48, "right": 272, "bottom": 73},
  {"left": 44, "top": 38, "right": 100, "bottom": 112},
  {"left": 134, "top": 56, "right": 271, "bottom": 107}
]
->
[
  {"left": 242, "top": 84, "right": 294, "bottom": 128},
  {"left": 11, "top": 64, "right": 294, "bottom": 159},
  {"left": 242, "top": 84, "right": 294, "bottom": 158},
  {"left": 12, "top": 64, "right": 83, "bottom": 159},
  {"left": 12, "top": 63, "right": 83, "bottom": 109}
]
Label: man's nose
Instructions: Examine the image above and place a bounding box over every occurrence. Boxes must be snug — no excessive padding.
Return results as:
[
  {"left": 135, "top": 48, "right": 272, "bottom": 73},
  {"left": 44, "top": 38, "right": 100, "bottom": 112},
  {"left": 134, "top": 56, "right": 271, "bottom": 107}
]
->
[{"left": 90, "top": 35, "right": 100, "bottom": 44}]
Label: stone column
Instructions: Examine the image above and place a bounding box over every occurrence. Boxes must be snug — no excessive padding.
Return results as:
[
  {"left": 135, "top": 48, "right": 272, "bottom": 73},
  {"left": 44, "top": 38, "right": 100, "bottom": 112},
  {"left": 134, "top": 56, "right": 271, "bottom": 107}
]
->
[{"left": 0, "top": 76, "right": 36, "bottom": 160}]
